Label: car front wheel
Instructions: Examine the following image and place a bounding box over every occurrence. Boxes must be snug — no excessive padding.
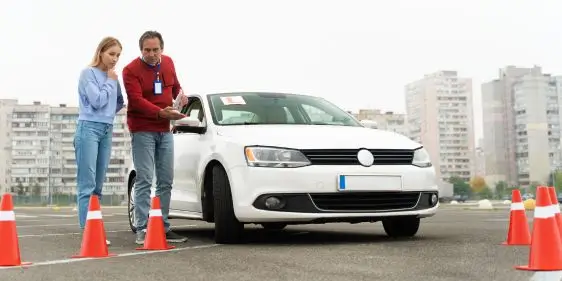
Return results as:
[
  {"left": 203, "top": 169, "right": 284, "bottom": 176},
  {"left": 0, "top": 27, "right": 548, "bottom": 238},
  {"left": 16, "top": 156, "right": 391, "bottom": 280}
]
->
[
  {"left": 212, "top": 165, "right": 244, "bottom": 244},
  {"left": 128, "top": 175, "right": 137, "bottom": 233},
  {"left": 382, "top": 216, "right": 420, "bottom": 238}
]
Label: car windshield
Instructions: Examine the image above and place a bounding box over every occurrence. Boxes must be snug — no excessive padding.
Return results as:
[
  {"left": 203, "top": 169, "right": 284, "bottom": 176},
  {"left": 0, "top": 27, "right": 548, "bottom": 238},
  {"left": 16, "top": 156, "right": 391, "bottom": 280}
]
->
[{"left": 207, "top": 92, "right": 362, "bottom": 127}]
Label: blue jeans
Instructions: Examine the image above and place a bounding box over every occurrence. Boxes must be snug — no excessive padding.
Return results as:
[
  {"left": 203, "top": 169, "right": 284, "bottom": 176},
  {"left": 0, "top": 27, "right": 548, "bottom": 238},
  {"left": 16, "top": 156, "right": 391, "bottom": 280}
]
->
[
  {"left": 73, "top": 120, "right": 113, "bottom": 229},
  {"left": 131, "top": 132, "right": 174, "bottom": 233}
]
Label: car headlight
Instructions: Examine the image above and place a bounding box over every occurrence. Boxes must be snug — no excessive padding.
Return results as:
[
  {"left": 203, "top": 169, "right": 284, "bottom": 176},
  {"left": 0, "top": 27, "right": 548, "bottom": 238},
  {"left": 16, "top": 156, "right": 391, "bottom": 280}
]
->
[
  {"left": 412, "top": 147, "right": 432, "bottom": 167},
  {"left": 244, "top": 146, "right": 311, "bottom": 168}
]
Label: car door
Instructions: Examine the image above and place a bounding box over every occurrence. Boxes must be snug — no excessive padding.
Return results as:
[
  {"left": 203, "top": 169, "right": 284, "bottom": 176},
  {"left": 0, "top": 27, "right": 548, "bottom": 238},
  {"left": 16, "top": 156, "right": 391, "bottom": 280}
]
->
[{"left": 170, "top": 97, "right": 206, "bottom": 212}]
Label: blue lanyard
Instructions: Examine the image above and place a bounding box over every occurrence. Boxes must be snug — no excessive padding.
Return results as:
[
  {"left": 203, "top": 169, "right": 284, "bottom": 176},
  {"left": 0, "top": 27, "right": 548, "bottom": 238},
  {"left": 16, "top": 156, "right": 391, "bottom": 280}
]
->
[
  {"left": 141, "top": 57, "right": 161, "bottom": 81},
  {"left": 152, "top": 63, "right": 161, "bottom": 81}
]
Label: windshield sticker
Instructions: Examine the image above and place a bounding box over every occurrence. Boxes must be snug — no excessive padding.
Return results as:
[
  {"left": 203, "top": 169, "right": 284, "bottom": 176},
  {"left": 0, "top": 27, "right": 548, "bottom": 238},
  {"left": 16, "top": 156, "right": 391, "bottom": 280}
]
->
[{"left": 220, "top": 96, "right": 246, "bottom": 105}]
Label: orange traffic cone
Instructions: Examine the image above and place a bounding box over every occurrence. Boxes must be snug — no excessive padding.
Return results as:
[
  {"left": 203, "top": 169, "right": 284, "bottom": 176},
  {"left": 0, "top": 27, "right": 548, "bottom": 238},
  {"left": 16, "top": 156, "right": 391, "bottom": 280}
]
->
[
  {"left": 136, "top": 196, "right": 175, "bottom": 251},
  {"left": 516, "top": 186, "right": 562, "bottom": 271},
  {"left": 502, "top": 189, "right": 531, "bottom": 246},
  {"left": 548, "top": 186, "right": 562, "bottom": 238},
  {"left": 72, "top": 195, "right": 115, "bottom": 258},
  {"left": 0, "top": 193, "right": 31, "bottom": 267}
]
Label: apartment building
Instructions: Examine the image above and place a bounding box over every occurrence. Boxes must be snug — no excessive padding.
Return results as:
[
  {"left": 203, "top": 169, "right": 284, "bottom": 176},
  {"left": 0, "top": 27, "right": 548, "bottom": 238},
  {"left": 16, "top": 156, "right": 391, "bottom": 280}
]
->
[
  {"left": 481, "top": 66, "right": 562, "bottom": 187},
  {"left": 0, "top": 99, "right": 17, "bottom": 191},
  {"left": 513, "top": 73, "right": 562, "bottom": 186},
  {"left": 404, "top": 70, "right": 475, "bottom": 182},
  {"left": 481, "top": 66, "right": 540, "bottom": 187},
  {"left": 0, "top": 100, "right": 131, "bottom": 198},
  {"left": 353, "top": 109, "right": 408, "bottom": 136},
  {"left": 473, "top": 139, "right": 485, "bottom": 177}
]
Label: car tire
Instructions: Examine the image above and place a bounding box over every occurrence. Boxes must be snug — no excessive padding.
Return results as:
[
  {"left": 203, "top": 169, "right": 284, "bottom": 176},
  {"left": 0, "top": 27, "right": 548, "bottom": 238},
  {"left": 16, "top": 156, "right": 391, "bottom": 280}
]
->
[
  {"left": 382, "top": 216, "right": 420, "bottom": 238},
  {"left": 127, "top": 174, "right": 137, "bottom": 233},
  {"left": 261, "top": 223, "right": 287, "bottom": 231},
  {"left": 212, "top": 165, "right": 244, "bottom": 244}
]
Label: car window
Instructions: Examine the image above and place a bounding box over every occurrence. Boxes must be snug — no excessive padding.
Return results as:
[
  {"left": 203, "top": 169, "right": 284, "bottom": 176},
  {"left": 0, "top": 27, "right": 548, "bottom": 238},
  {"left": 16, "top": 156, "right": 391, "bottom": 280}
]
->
[
  {"left": 220, "top": 110, "right": 257, "bottom": 124},
  {"left": 207, "top": 92, "right": 360, "bottom": 127},
  {"left": 301, "top": 104, "right": 344, "bottom": 125}
]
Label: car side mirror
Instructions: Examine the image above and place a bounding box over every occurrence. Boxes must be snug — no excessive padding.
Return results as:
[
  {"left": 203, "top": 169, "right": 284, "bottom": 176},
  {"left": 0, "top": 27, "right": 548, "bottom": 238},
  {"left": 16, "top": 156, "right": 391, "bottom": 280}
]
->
[{"left": 174, "top": 116, "right": 206, "bottom": 134}]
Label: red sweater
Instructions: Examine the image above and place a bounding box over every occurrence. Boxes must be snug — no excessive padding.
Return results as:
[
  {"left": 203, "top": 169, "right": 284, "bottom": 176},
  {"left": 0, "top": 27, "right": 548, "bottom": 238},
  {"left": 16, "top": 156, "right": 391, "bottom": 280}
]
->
[{"left": 122, "top": 55, "right": 181, "bottom": 132}]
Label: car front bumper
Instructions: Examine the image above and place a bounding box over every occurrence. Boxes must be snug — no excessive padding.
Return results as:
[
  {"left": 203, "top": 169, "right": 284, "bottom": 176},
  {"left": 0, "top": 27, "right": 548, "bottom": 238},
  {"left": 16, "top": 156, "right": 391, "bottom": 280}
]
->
[{"left": 226, "top": 164, "right": 439, "bottom": 223}]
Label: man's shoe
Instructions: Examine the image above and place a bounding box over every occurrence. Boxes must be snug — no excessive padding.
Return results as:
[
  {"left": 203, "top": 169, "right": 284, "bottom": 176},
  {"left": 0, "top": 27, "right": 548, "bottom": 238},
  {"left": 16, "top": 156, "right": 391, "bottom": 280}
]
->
[
  {"left": 166, "top": 231, "right": 188, "bottom": 243},
  {"left": 135, "top": 231, "right": 146, "bottom": 245}
]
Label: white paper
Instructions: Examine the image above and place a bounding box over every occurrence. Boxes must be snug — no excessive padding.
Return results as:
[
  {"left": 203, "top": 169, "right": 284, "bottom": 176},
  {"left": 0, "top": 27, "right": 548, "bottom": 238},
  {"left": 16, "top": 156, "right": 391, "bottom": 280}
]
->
[
  {"left": 173, "top": 95, "right": 182, "bottom": 110},
  {"left": 220, "top": 96, "right": 246, "bottom": 105}
]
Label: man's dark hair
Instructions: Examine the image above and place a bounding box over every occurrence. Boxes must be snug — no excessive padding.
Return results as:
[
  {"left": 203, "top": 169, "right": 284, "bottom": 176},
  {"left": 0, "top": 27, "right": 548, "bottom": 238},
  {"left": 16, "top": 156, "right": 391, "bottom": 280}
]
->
[{"left": 139, "top": 30, "right": 164, "bottom": 50}]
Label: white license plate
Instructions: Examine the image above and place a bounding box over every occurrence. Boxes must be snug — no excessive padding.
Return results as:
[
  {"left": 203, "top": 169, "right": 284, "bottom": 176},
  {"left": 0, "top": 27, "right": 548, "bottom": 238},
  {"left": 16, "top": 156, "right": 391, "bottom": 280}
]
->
[{"left": 337, "top": 175, "right": 402, "bottom": 191}]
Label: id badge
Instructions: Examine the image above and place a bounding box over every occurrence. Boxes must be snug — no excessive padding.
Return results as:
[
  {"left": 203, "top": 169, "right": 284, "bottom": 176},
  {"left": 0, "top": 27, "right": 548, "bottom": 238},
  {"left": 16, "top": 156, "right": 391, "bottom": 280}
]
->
[{"left": 154, "top": 81, "right": 162, "bottom": 95}]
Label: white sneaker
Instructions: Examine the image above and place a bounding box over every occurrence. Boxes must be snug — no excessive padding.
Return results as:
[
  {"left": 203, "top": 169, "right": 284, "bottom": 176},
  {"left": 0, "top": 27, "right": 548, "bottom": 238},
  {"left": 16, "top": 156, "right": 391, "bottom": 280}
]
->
[{"left": 106, "top": 239, "right": 111, "bottom": 246}]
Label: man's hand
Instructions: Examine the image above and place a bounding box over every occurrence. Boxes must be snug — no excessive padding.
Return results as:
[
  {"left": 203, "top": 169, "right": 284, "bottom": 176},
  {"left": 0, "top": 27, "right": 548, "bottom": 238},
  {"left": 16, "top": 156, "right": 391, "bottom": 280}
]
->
[
  {"left": 158, "top": 106, "right": 186, "bottom": 120},
  {"left": 177, "top": 89, "right": 189, "bottom": 108}
]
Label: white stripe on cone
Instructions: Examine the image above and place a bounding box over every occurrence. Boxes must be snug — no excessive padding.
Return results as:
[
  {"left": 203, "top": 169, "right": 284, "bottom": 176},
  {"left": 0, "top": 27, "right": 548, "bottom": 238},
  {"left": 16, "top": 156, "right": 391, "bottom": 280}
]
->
[
  {"left": 86, "top": 210, "right": 103, "bottom": 220},
  {"left": 0, "top": 210, "right": 15, "bottom": 221},
  {"left": 553, "top": 204, "right": 561, "bottom": 215},
  {"left": 511, "top": 202, "right": 525, "bottom": 211},
  {"left": 534, "top": 206, "right": 554, "bottom": 219},
  {"left": 149, "top": 209, "right": 162, "bottom": 217}
]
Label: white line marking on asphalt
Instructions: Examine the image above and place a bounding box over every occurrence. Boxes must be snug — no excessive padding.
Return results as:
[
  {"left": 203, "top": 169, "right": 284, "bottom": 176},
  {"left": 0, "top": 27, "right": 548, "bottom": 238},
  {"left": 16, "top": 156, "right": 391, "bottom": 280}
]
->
[
  {"left": 17, "top": 221, "right": 127, "bottom": 228},
  {"left": 17, "top": 214, "right": 122, "bottom": 219},
  {"left": 16, "top": 214, "right": 39, "bottom": 218},
  {"left": 43, "top": 215, "right": 77, "bottom": 218},
  {"left": 15, "top": 219, "right": 69, "bottom": 223},
  {"left": 530, "top": 271, "right": 562, "bottom": 281},
  {"left": 484, "top": 218, "right": 534, "bottom": 222},
  {"left": 17, "top": 225, "right": 197, "bottom": 238},
  {"left": 19, "top": 229, "right": 131, "bottom": 238},
  {"left": 0, "top": 244, "right": 220, "bottom": 269},
  {"left": 15, "top": 215, "right": 121, "bottom": 223}
]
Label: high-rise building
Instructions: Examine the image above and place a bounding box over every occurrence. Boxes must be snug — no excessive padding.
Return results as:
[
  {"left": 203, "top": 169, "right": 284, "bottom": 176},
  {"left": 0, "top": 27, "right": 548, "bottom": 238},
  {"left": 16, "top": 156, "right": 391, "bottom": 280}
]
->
[
  {"left": 353, "top": 109, "right": 408, "bottom": 136},
  {"left": 481, "top": 66, "right": 562, "bottom": 187},
  {"left": 404, "top": 70, "right": 475, "bottom": 182},
  {"left": 473, "top": 138, "right": 486, "bottom": 177},
  {"left": 0, "top": 99, "right": 17, "bottom": 192},
  {"left": 0, "top": 100, "right": 131, "bottom": 202}
]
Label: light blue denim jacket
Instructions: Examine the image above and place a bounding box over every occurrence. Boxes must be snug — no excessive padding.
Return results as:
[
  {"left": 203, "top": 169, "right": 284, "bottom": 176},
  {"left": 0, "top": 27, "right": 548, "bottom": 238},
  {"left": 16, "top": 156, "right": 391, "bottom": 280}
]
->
[{"left": 77, "top": 66, "right": 124, "bottom": 124}]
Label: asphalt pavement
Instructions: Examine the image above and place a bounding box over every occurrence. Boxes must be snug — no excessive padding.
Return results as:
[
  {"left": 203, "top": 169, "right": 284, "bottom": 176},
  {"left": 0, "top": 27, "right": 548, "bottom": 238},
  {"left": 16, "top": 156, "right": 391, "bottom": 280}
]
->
[{"left": 0, "top": 205, "right": 555, "bottom": 281}]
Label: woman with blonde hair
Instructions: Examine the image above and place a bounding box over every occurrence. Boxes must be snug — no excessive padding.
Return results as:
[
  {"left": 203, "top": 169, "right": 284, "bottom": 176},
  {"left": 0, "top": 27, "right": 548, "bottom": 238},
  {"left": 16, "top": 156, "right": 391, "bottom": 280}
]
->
[{"left": 74, "top": 36, "right": 124, "bottom": 246}]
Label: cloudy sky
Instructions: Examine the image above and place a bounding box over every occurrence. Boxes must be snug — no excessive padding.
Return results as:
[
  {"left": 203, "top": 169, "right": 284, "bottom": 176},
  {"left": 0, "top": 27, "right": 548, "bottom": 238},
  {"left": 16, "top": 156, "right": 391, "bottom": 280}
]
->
[{"left": 2, "top": 0, "right": 561, "bottom": 141}]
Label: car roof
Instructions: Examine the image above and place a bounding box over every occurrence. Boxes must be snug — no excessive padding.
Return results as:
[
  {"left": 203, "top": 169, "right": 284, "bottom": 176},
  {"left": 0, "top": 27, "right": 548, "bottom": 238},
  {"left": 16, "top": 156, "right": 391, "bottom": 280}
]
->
[{"left": 194, "top": 91, "right": 317, "bottom": 99}]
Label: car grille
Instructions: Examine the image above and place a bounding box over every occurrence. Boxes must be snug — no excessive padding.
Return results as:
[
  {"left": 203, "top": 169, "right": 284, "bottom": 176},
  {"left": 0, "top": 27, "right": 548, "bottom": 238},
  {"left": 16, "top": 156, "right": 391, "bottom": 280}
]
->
[
  {"left": 299, "top": 149, "right": 414, "bottom": 165},
  {"left": 309, "top": 191, "right": 420, "bottom": 212}
]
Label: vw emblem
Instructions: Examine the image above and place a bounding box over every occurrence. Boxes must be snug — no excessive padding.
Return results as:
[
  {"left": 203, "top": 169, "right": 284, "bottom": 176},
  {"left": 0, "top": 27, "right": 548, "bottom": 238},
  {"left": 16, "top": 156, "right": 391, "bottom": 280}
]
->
[{"left": 357, "top": 149, "right": 374, "bottom": 167}]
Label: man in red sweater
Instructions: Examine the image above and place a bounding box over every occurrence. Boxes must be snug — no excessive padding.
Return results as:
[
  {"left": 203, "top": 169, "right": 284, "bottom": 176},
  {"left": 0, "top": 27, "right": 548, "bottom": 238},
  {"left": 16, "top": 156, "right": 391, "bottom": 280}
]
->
[{"left": 122, "top": 30, "right": 188, "bottom": 245}]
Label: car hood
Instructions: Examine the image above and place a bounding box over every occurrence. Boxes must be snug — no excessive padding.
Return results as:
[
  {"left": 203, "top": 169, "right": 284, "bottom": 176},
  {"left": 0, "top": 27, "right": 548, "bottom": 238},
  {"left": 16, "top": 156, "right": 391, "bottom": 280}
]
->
[{"left": 215, "top": 125, "right": 421, "bottom": 150}]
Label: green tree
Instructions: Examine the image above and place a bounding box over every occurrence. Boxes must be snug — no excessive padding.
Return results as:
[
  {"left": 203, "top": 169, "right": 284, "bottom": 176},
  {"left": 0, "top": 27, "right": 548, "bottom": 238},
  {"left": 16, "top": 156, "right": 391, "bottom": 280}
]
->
[
  {"left": 553, "top": 172, "right": 562, "bottom": 192},
  {"left": 449, "top": 176, "right": 471, "bottom": 197},
  {"left": 529, "top": 182, "right": 541, "bottom": 195},
  {"left": 494, "top": 181, "right": 508, "bottom": 199},
  {"left": 16, "top": 181, "right": 25, "bottom": 196},
  {"left": 478, "top": 186, "right": 494, "bottom": 199},
  {"left": 470, "top": 176, "right": 487, "bottom": 193},
  {"left": 31, "top": 183, "right": 41, "bottom": 197}
]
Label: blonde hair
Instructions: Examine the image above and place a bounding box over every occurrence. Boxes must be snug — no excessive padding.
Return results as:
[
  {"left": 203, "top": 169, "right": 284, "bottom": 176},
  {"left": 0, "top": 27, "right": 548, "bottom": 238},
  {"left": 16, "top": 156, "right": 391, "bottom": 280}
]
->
[{"left": 89, "top": 36, "right": 123, "bottom": 67}]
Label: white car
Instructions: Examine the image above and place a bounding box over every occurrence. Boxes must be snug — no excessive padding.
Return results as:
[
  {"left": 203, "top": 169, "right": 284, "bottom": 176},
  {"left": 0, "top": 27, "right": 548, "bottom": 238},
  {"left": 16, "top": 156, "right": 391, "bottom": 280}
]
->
[{"left": 126, "top": 92, "right": 439, "bottom": 244}]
